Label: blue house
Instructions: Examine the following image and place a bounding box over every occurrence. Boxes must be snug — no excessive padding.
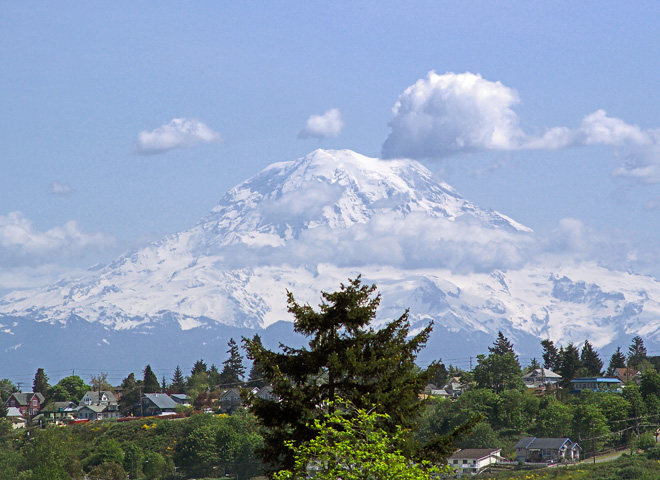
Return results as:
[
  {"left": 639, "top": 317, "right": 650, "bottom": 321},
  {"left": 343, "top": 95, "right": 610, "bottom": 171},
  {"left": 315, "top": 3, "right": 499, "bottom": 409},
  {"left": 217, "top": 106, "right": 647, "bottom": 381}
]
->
[{"left": 569, "top": 377, "right": 622, "bottom": 393}]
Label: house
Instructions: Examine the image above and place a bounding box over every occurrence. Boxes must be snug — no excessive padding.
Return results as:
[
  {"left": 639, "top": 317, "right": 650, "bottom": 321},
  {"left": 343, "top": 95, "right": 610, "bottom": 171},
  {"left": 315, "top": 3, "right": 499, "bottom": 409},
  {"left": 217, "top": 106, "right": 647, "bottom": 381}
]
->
[
  {"left": 613, "top": 368, "right": 641, "bottom": 385},
  {"left": 140, "top": 393, "right": 177, "bottom": 416},
  {"left": 522, "top": 368, "right": 562, "bottom": 388},
  {"left": 219, "top": 388, "right": 243, "bottom": 413},
  {"left": 80, "top": 391, "right": 118, "bottom": 406},
  {"left": 443, "top": 377, "right": 467, "bottom": 398},
  {"left": 255, "top": 385, "right": 278, "bottom": 402},
  {"left": 5, "top": 392, "right": 45, "bottom": 418},
  {"left": 515, "top": 437, "right": 581, "bottom": 463},
  {"left": 6, "top": 407, "right": 26, "bottom": 429},
  {"left": 39, "top": 401, "right": 78, "bottom": 424},
  {"left": 448, "top": 448, "right": 502, "bottom": 475},
  {"left": 570, "top": 377, "right": 622, "bottom": 394},
  {"left": 170, "top": 394, "right": 190, "bottom": 405},
  {"left": 77, "top": 404, "right": 121, "bottom": 421}
]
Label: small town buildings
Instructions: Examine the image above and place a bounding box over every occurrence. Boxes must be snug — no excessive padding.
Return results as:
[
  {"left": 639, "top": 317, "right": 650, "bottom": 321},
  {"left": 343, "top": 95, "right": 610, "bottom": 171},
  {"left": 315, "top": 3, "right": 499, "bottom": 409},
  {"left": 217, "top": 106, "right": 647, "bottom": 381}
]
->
[
  {"left": 219, "top": 388, "right": 243, "bottom": 413},
  {"left": 80, "top": 391, "right": 118, "bottom": 406},
  {"left": 5, "top": 392, "right": 45, "bottom": 418},
  {"left": 255, "top": 385, "right": 278, "bottom": 402},
  {"left": 443, "top": 377, "right": 467, "bottom": 398},
  {"left": 522, "top": 368, "right": 562, "bottom": 388},
  {"left": 515, "top": 437, "right": 581, "bottom": 463},
  {"left": 448, "top": 448, "right": 502, "bottom": 475},
  {"left": 39, "top": 401, "right": 78, "bottom": 424},
  {"left": 613, "top": 368, "right": 641, "bottom": 385},
  {"left": 569, "top": 377, "right": 622, "bottom": 394},
  {"left": 6, "top": 407, "right": 26, "bottom": 428},
  {"left": 170, "top": 394, "right": 190, "bottom": 406},
  {"left": 141, "top": 393, "right": 177, "bottom": 416},
  {"left": 77, "top": 404, "right": 121, "bottom": 421}
]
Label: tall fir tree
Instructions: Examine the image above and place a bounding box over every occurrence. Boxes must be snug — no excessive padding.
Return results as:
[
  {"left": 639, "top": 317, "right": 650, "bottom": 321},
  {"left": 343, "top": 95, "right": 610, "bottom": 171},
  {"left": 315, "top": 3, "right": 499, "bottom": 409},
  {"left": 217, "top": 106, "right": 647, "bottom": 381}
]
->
[
  {"left": 220, "top": 338, "right": 245, "bottom": 386},
  {"left": 628, "top": 336, "right": 647, "bottom": 368},
  {"left": 541, "top": 339, "right": 560, "bottom": 370},
  {"left": 32, "top": 368, "right": 49, "bottom": 397},
  {"left": 243, "top": 277, "right": 438, "bottom": 472},
  {"left": 171, "top": 366, "right": 186, "bottom": 394},
  {"left": 143, "top": 365, "right": 159, "bottom": 393},
  {"left": 488, "top": 331, "right": 515, "bottom": 356},
  {"left": 246, "top": 334, "right": 266, "bottom": 388},
  {"left": 558, "top": 343, "right": 581, "bottom": 387},
  {"left": 607, "top": 346, "right": 627, "bottom": 376},
  {"left": 190, "top": 359, "right": 208, "bottom": 376},
  {"left": 580, "top": 340, "right": 603, "bottom": 376},
  {"left": 118, "top": 373, "right": 141, "bottom": 414}
]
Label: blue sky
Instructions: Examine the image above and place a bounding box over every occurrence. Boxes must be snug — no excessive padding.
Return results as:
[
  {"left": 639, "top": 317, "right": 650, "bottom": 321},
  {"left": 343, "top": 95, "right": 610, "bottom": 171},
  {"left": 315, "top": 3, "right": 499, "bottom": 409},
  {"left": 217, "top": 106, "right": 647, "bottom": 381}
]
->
[{"left": 2, "top": 1, "right": 660, "bottom": 291}]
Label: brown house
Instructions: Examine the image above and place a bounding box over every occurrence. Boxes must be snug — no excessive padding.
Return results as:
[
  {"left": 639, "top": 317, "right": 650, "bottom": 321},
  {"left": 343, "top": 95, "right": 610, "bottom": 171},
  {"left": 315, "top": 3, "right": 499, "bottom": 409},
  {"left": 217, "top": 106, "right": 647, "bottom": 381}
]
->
[{"left": 5, "top": 392, "right": 45, "bottom": 418}]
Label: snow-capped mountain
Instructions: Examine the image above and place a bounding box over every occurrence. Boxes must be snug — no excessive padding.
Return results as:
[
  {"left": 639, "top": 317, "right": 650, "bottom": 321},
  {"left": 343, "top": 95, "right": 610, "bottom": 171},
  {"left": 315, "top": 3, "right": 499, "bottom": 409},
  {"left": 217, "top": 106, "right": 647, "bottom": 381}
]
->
[{"left": 1, "top": 149, "right": 659, "bottom": 372}]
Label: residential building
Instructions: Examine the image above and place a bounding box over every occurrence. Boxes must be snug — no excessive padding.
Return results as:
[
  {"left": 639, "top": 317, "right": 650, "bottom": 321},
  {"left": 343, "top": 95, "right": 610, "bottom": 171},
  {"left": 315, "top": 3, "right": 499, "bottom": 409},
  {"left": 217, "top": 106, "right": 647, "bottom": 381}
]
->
[
  {"left": 80, "top": 391, "right": 118, "bottom": 406},
  {"left": 522, "top": 368, "right": 562, "bottom": 387},
  {"left": 569, "top": 377, "right": 622, "bottom": 394},
  {"left": 77, "top": 404, "right": 121, "bottom": 421},
  {"left": 613, "top": 368, "right": 641, "bottom": 385},
  {"left": 219, "top": 387, "right": 243, "bottom": 413},
  {"left": 255, "top": 385, "right": 278, "bottom": 402},
  {"left": 140, "top": 393, "right": 177, "bottom": 416},
  {"left": 5, "top": 392, "right": 45, "bottom": 418},
  {"left": 39, "top": 401, "right": 78, "bottom": 424},
  {"left": 448, "top": 448, "right": 502, "bottom": 475},
  {"left": 171, "top": 394, "right": 190, "bottom": 405},
  {"left": 515, "top": 437, "right": 581, "bottom": 463}
]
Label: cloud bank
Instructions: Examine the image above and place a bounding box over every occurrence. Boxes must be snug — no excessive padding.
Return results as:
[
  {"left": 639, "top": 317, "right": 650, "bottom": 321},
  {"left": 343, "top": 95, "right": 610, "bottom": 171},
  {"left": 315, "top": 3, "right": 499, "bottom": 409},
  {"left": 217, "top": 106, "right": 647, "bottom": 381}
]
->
[
  {"left": 382, "top": 71, "right": 660, "bottom": 184},
  {"left": 0, "top": 212, "right": 115, "bottom": 266},
  {"left": 298, "top": 108, "right": 344, "bottom": 139},
  {"left": 136, "top": 118, "right": 221, "bottom": 155}
]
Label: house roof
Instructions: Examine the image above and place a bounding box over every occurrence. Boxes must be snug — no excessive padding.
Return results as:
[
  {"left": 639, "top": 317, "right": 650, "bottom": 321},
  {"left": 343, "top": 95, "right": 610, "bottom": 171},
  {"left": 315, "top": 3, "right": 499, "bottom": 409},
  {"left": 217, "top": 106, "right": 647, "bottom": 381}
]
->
[
  {"left": 615, "top": 368, "right": 640, "bottom": 377},
  {"left": 570, "top": 377, "right": 621, "bottom": 384},
  {"left": 143, "top": 393, "right": 177, "bottom": 410},
  {"left": 449, "top": 449, "right": 501, "bottom": 460},
  {"left": 41, "top": 401, "right": 77, "bottom": 412},
  {"left": 78, "top": 404, "right": 109, "bottom": 413},
  {"left": 171, "top": 394, "right": 189, "bottom": 402},
  {"left": 6, "top": 407, "right": 23, "bottom": 418},
  {"left": 81, "top": 391, "right": 117, "bottom": 403},
  {"left": 515, "top": 437, "right": 575, "bottom": 450},
  {"left": 7, "top": 392, "right": 45, "bottom": 406},
  {"left": 523, "top": 368, "right": 562, "bottom": 380}
]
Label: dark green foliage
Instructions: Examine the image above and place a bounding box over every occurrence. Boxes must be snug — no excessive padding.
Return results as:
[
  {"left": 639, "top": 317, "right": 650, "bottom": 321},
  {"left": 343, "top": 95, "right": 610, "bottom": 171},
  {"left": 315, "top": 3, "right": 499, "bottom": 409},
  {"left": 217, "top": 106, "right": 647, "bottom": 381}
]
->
[
  {"left": 0, "top": 379, "right": 17, "bottom": 404},
  {"left": 243, "top": 277, "right": 436, "bottom": 472},
  {"left": 628, "top": 335, "right": 647, "bottom": 368},
  {"left": 220, "top": 338, "right": 246, "bottom": 386},
  {"left": 32, "top": 368, "right": 49, "bottom": 397},
  {"left": 558, "top": 343, "right": 581, "bottom": 386},
  {"left": 640, "top": 369, "right": 660, "bottom": 400},
  {"left": 430, "top": 362, "right": 449, "bottom": 388},
  {"left": 541, "top": 339, "right": 560, "bottom": 370},
  {"left": 246, "top": 334, "right": 267, "bottom": 389},
  {"left": 607, "top": 346, "right": 627, "bottom": 376},
  {"left": 580, "top": 340, "right": 603, "bottom": 376},
  {"left": 488, "top": 331, "right": 516, "bottom": 356},
  {"left": 171, "top": 365, "right": 186, "bottom": 394},
  {"left": 119, "top": 373, "right": 142, "bottom": 414},
  {"left": 473, "top": 352, "right": 524, "bottom": 394},
  {"left": 190, "top": 359, "right": 207, "bottom": 376},
  {"left": 47, "top": 375, "right": 90, "bottom": 403},
  {"left": 143, "top": 365, "right": 160, "bottom": 393}
]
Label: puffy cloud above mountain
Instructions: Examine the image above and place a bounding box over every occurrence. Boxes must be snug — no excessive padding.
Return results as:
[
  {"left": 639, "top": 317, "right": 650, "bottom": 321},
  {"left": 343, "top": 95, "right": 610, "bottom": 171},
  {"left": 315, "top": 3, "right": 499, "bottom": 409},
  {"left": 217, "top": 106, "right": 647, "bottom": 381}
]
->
[
  {"left": 298, "top": 108, "right": 344, "bottom": 139},
  {"left": 136, "top": 118, "right": 221, "bottom": 155},
  {"left": 382, "top": 71, "right": 660, "bottom": 185},
  {"left": 0, "top": 212, "right": 114, "bottom": 266}
]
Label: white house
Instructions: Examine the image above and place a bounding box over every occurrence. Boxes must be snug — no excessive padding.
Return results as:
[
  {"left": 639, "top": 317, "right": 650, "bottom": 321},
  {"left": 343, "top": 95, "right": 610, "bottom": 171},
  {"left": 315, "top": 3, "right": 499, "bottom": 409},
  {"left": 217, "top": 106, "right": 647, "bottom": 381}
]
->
[
  {"left": 522, "top": 368, "right": 562, "bottom": 388},
  {"left": 448, "top": 448, "right": 502, "bottom": 475}
]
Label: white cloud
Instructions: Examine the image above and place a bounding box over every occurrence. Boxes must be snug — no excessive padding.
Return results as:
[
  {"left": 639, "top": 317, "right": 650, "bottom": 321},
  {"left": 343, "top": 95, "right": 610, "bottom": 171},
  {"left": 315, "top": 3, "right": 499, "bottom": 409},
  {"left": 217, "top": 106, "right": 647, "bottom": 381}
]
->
[
  {"left": 136, "top": 118, "right": 221, "bottom": 155},
  {"left": 49, "top": 181, "right": 75, "bottom": 196},
  {"left": 382, "top": 71, "right": 524, "bottom": 159},
  {"left": 0, "top": 212, "right": 115, "bottom": 265},
  {"left": 382, "top": 71, "right": 660, "bottom": 185},
  {"left": 298, "top": 108, "right": 344, "bottom": 139}
]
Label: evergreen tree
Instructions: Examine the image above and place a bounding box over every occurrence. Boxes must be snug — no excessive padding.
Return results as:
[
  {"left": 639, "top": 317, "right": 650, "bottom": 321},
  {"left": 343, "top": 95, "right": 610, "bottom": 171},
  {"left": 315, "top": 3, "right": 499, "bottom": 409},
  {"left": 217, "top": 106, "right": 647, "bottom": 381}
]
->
[
  {"left": 247, "top": 334, "right": 267, "bottom": 389},
  {"left": 191, "top": 359, "right": 208, "bottom": 376},
  {"left": 143, "top": 365, "right": 160, "bottom": 393},
  {"left": 473, "top": 352, "right": 524, "bottom": 393},
  {"left": 540, "top": 339, "right": 559, "bottom": 370},
  {"left": 628, "top": 336, "right": 647, "bottom": 368},
  {"left": 528, "top": 358, "right": 540, "bottom": 370},
  {"left": 220, "top": 338, "right": 246, "bottom": 386},
  {"left": 607, "top": 347, "right": 627, "bottom": 376},
  {"left": 558, "top": 343, "right": 581, "bottom": 387},
  {"left": 488, "top": 331, "right": 515, "bottom": 356},
  {"left": 161, "top": 375, "right": 167, "bottom": 392},
  {"left": 32, "top": 368, "right": 49, "bottom": 397},
  {"left": 171, "top": 365, "right": 186, "bottom": 394},
  {"left": 580, "top": 340, "right": 603, "bottom": 376},
  {"left": 119, "top": 373, "right": 142, "bottom": 414},
  {"left": 208, "top": 363, "right": 222, "bottom": 388},
  {"left": 243, "top": 277, "right": 437, "bottom": 472}
]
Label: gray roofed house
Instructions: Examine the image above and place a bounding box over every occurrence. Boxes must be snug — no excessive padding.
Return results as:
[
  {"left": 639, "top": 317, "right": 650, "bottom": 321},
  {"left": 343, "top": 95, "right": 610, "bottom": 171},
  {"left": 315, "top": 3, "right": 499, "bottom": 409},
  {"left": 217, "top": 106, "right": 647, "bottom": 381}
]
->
[
  {"left": 80, "top": 391, "right": 118, "bottom": 406},
  {"left": 522, "top": 368, "right": 562, "bottom": 387},
  {"left": 515, "top": 437, "right": 581, "bottom": 463},
  {"left": 170, "top": 394, "right": 190, "bottom": 405},
  {"left": 141, "top": 393, "right": 177, "bottom": 416},
  {"left": 448, "top": 448, "right": 502, "bottom": 474},
  {"left": 77, "top": 404, "right": 121, "bottom": 421},
  {"left": 5, "top": 392, "right": 46, "bottom": 418}
]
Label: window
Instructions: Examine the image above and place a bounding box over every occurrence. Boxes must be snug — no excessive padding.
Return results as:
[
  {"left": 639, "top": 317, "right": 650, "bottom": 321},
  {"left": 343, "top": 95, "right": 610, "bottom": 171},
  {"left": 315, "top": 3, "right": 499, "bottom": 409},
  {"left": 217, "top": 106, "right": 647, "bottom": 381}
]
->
[
  {"left": 463, "top": 460, "right": 467, "bottom": 464},
  {"left": 32, "top": 399, "right": 37, "bottom": 406}
]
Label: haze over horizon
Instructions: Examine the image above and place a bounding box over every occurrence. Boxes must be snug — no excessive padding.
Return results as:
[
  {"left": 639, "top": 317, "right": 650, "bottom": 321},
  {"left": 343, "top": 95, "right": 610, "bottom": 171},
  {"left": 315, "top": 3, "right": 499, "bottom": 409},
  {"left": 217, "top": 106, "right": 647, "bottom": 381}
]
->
[{"left": 2, "top": 2, "right": 660, "bottom": 295}]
